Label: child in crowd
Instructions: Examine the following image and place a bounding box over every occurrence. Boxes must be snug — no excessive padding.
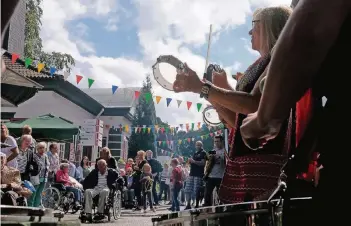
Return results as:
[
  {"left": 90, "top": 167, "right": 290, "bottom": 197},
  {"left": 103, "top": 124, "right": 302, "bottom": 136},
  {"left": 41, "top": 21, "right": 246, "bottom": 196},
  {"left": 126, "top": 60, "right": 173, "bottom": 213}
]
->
[
  {"left": 125, "top": 158, "right": 134, "bottom": 170},
  {"left": 140, "top": 163, "right": 155, "bottom": 213}
]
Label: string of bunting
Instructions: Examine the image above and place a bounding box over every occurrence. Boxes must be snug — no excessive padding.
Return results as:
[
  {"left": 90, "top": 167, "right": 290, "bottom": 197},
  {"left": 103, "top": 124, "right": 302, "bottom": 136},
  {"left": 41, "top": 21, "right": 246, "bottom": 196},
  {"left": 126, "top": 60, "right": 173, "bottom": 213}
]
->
[
  {"left": 105, "top": 122, "right": 223, "bottom": 133},
  {"left": 11, "top": 53, "right": 208, "bottom": 112}
]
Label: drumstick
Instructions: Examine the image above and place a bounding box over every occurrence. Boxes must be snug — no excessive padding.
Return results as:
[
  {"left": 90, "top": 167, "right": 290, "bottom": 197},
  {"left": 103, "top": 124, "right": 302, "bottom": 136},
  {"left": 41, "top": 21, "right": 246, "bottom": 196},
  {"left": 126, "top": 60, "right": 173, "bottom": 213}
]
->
[{"left": 203, "top": 24, "right": 213, "bottom": 80}]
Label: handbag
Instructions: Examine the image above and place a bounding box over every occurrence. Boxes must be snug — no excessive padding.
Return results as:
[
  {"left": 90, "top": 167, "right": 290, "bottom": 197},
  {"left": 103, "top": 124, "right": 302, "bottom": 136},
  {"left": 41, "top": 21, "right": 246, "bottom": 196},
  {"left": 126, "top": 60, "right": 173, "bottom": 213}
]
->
[{"left": 30, "top": 174, "right": 40, "bottom": 186}]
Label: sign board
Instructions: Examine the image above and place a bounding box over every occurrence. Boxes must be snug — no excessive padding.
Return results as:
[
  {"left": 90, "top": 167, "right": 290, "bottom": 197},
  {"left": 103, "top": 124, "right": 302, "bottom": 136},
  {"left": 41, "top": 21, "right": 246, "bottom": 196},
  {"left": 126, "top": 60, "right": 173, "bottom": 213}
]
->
[{"left": 79, "top": 119, "right": 104, "bottom": 147}]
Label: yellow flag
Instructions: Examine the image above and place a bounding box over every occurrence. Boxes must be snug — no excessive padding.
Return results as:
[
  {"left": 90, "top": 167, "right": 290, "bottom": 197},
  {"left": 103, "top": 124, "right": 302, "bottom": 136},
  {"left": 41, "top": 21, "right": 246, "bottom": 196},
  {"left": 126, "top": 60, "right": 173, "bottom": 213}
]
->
[
  {"left": 155, "top": 96, "right": 162, "bottom": 104},
  {"left": 125, "top": 125, "right": 129, "bottom": 133},
  {"left": 147, "top": 127, "right": 151, "bottom": 133},
  {"left": 37, "top": 63, "right": 45, "bottom": 72},
  {"left": 178, "top": 140, "right": 182, "bottom": 144}
]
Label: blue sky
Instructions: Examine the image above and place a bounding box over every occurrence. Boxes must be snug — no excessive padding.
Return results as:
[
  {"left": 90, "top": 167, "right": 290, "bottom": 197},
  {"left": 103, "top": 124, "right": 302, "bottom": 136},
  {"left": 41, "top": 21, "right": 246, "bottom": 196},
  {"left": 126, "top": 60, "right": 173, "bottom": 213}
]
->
[{"left": 40, "top": 0, "right": 291, "bottom": 125}]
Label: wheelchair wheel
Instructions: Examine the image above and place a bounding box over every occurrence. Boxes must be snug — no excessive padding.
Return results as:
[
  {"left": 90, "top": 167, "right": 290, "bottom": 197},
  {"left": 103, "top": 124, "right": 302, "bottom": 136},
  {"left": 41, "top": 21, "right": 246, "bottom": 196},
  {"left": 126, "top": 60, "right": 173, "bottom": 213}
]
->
[
  {"left": 113, "top": 190, "right": 122, "bottom": 220},
  {"left": 63, "top": 191, "right": 75, "bottom": 214},
  {"left": 42, "top": 187, "right": 60, "bottom": 209}
]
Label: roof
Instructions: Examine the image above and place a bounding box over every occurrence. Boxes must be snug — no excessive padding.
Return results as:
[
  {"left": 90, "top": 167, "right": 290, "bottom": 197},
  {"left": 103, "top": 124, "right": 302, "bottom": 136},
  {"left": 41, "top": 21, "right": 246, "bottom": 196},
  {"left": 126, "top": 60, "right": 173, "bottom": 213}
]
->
[
  {"left": 2, "top": 50, "right": 64, "bottom": 80},
  {"left": 81, "top": 87, "right": 141, "bottom": 108}
]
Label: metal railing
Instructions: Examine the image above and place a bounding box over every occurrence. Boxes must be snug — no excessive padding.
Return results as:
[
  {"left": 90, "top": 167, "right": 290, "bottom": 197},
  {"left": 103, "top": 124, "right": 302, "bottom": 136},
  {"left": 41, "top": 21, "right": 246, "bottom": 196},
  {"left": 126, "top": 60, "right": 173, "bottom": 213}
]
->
[{"left": 151, "top": 197, "right": 312, "bottom": 226}]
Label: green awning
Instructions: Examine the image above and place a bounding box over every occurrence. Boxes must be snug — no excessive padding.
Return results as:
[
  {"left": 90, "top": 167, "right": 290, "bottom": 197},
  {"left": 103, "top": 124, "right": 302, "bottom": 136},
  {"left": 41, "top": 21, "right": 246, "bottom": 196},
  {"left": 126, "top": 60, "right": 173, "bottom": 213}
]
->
[{"left": 5, "top": 114, "right": 79, "bottom": 142}]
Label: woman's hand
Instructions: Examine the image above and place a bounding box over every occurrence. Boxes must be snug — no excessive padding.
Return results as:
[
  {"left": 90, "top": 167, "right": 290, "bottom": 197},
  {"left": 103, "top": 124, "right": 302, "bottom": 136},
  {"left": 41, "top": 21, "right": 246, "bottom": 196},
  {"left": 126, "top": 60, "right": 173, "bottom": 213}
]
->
[
  {"left": 212, "top": 71, "right": 232, "bottom": 90},
  {"left": 173, "top": 63, "right": 203, "bottom": 93},
  {"left": 240, "top": 112, "right": 282, "bottom": 150}
]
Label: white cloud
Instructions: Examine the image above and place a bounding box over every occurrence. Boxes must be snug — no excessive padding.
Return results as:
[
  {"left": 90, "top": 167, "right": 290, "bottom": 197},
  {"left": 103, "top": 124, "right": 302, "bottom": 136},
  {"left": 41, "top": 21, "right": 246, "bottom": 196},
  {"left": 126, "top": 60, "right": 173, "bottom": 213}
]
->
[{"left": 40, "top": 0, "right": 293, "bottom": 125}]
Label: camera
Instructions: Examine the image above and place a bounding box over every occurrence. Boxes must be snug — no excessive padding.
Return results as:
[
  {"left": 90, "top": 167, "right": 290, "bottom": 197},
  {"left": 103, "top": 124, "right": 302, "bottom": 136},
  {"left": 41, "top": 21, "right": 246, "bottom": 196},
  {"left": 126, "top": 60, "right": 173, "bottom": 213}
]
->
[{"left": 204, "top": 64, "right": 223, "bottom": 82}]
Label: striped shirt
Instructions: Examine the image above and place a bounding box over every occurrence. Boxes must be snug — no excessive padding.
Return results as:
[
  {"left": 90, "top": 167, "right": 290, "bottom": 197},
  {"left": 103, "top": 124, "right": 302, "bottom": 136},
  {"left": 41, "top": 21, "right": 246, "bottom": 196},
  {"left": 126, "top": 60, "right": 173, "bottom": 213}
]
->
[
  {"left": 33, "top": 153, "right": 50, "bottom": 179},
  {"left": 17, "top": 148, "right": 30, "bottom": 173},
  {"left": 96, "top": 170, "right": 108, "bottom": 190},
  {"left": 47, "top": 151, "right": 60, "bottom": 173}
]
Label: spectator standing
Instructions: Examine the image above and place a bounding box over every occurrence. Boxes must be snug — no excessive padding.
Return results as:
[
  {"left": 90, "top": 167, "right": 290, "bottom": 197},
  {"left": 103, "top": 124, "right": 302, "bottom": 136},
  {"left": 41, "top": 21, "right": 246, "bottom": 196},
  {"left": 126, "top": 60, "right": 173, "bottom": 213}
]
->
[
  {"left": 77, "top": 156, "right": 91, "bottom": 182},
  {"left": 170, "top": 158, "right": 183, "bottom": 212},
  {"left": 16, "top": 125, "right": 36, "bottom": 153},
  {"left": 0, "top": 124, "right": 19, "bottom": 168},
  {"left": 17, "top": 135, "right": 39, "bottom": 181},
  {"left": 47, "top": 143, "right": 60, "bottom": 182},
  {"left": 158, "top": 163, "right": 170, "bottom": 203},
  {"left": 145, "top": 150, "right": 163, "bottom": 205}
]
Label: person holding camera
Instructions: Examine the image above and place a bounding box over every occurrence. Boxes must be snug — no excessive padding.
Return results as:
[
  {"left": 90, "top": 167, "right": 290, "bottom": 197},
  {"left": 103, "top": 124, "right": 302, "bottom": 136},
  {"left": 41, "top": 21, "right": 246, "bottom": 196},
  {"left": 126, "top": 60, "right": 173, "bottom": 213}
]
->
[{"left": 203, "top": 135, "right": 226, "bottom": 206}]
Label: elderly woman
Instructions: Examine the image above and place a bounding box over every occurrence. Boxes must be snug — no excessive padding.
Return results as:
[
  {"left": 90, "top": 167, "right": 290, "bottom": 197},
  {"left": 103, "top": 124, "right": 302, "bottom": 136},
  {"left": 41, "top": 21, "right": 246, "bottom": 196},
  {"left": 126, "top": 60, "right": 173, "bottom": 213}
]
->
[
  {"left": 1, "top": 124, "right": 19, "bottom": 168},
  {"left": 16, "top": 134, "right": 39, "bottom": 182},
  {"left": 173, "top": 6, "right": 293, "bottom": 203},
  {"left": 56, "top": 163, "right": 82, "bottom": 208},
  {"left": 28, "top": 142, "right": 50, "bottom": 207},
  {"left": 95, "top": 147, "right": 118, "bottom": 171},
  {"left": 0, "top": 153, "right": 32, "bottom": 205}
]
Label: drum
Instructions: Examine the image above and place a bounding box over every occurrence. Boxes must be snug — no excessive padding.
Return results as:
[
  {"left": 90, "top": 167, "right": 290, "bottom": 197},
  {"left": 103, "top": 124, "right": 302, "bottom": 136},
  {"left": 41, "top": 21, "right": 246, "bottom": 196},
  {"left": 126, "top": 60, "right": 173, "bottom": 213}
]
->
[{"left": 151, "top": 197, "right": 312, "bottom": 226}]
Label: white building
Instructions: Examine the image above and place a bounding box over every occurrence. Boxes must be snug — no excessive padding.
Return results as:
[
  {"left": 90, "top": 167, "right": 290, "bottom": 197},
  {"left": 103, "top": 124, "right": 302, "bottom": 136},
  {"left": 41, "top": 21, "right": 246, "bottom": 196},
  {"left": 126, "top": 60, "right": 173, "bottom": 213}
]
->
[{"left": 2, "top": 73, "right": 141, "bottom": 162}]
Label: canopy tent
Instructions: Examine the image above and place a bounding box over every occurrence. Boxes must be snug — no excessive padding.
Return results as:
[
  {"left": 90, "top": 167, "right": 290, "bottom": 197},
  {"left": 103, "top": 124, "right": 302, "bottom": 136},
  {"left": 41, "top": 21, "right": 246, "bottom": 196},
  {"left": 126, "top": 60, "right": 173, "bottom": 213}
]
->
[{"left": 5, "top": 114, "right": 79, "bottom": 142}]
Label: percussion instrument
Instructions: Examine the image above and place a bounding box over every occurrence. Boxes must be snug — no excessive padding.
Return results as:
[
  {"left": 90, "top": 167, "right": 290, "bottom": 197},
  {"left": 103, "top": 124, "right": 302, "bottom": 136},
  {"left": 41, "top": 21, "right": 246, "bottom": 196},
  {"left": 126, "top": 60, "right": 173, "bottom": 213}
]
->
[
  {"left": 202, "top": 105, "right": 222, "bottom": 126},
  {"left": 151, "top": 197, "right": 312, "bottom": 226}
]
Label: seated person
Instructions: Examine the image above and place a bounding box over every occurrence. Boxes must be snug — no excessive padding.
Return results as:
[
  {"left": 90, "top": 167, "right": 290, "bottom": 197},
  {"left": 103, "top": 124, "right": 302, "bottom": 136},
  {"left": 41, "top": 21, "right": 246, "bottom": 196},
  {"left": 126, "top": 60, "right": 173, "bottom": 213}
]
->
[
  {"left": 123, "top": 167, "right": 135, "bottom": 206},
  {"left": 0, "top": 153, "right": 32, "bottom": 205},
  {"left": 83, "top": 159, "right": 119, "bottom": 221},
  {"left": 56, "top": 163, "right": 82, "bottom": 209},
  {"left": 95, "top": 147, "right": 118, "bottom": 172}
]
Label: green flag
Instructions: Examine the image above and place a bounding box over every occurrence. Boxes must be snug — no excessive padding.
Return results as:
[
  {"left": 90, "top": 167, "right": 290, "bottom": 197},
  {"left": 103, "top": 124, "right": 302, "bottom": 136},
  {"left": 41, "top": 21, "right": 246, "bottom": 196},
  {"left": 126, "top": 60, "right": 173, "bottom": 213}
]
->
[
  {"left": 144, "top": 92, "right": 152, "bottom": 103},
  {"left": 25, "top": 58, "right": 32, "bottom": 68},
  {"left": 196, "top": 103, "right": 202, "bottom": 112},
  {"left": 88, "top": 78, "right": 95, "bottom": 88}
]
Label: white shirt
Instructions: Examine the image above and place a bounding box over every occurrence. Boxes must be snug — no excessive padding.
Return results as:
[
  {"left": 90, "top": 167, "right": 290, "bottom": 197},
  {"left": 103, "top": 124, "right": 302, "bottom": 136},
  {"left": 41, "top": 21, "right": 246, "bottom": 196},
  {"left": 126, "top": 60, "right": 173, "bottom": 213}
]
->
[
  {"left": 1, "top": 136, "right": 18, "bottom": 168},
  {"left": 95, "top": 170, "right": 108, "bottom": 190}
]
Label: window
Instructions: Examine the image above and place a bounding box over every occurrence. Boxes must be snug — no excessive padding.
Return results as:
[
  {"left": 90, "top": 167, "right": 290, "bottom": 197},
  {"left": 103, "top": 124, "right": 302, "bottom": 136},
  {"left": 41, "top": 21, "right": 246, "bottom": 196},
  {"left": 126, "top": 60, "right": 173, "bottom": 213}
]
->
[
  {"left": 108, "top": 134, "right": 121, "bottom": 142},
  {"left": 108, "top": 142, "right": 121, "bottom": 150},
  {"left": 110, "top": 149, "right": 121, "bottom": 157},
  {"left": 102, "top": 137, "right": 107, "bottom": 147}
]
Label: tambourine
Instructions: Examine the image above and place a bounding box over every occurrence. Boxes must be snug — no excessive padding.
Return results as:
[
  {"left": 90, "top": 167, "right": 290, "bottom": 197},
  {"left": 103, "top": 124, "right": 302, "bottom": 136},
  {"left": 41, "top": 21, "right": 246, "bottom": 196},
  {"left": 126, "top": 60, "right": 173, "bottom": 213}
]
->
[
  {"left": 152, "top": 55, "right": 186, "bottom": 91},
  {"left": 202, "top": 105, "right": 222, "bottom": 126}
]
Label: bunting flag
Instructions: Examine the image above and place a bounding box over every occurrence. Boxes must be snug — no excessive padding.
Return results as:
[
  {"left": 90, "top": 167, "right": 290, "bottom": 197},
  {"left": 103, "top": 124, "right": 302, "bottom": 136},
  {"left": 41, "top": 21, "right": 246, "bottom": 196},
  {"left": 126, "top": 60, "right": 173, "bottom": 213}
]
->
[
  {"left": 37, "top": 63, "right": 45, "bottom": 73},
  {"left": 50, "top": 67, "right": 56, "bottom": 76},
  {"left": 144, "top": 92, "right": 152, "bottom": 103},
  {"left": 76, "top": 75, "right": 83, "bottom": 84},
  {"left": 8, "top": 52, "right": 209, "bottom": 113},
  {"left": 25, "top": 58, "right": 32, "bottom": 68},
  {"left": 112, "top": 85, "right": 118, "bottom": 94},
  {"left": 134, "top": 91, "right": 140, "bottom": 99},
  {"left": 166, "top": 98, "right": 172, "bottom": 107},
  {"left": 12, "top": 53, "right": 19, "bottom": 64},
  {"left": 176, "top": 100, "right": 182, "bottom": 108},
  {"left": 63, "top": 71, "right": 70, "bottom": 80},
  {"left": 186, "top": 101, "right": 192, "bottom": 110},
  {"left": 156, "top": 96, "right": 162, "bottom": 104},
  {"left": 88, "top": 78, "right": 95, "bottom": 88},
  {"left": 196, "top": 103, "right": 202, "bottom": 112}
]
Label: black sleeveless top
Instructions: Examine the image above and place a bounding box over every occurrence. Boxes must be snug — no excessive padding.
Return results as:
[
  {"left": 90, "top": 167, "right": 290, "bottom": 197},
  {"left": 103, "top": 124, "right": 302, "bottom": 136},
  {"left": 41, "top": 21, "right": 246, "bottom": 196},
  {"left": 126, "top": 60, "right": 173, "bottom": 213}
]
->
[{"left": 313, "top": 15, "right": 351, "bottom": 167}]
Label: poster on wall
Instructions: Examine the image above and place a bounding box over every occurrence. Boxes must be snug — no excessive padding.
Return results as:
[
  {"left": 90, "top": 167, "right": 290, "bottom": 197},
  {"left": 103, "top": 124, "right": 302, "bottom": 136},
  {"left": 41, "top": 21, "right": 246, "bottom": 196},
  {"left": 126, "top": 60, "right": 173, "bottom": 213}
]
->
[
  {"left": 69, "top": 143, "right": 75, "bottom": 162},
  {"left": 79, "top": 119, "right": 103, "bottom": 147}
]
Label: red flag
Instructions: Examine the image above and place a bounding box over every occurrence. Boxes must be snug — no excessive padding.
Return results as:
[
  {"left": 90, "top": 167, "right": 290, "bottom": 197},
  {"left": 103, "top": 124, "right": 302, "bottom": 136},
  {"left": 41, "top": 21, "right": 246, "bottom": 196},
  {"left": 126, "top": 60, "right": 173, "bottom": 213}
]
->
[
  {"left": 76, "top": 75, "right": 83, "bottom": 84},
  {"left": 134, "top": 91, "right": 140, "bottom": 99},
  {"left": 187, "top": 138, "right": 191, "bottom": 143},
  {"left": 12, "top": 53, "right": 19, "bottom": 64},
  {"left": 186, "top": 101, "right": 192, "bottom": 110},
  {"left": 210, "top": 133, "right": 214, "bottom": 137}
]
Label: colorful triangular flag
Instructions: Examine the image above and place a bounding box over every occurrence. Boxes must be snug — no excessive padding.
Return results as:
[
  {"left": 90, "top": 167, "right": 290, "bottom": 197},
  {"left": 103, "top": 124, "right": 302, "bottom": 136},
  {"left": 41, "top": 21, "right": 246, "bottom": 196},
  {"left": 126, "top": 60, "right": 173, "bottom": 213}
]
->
[
  {"left": 144, "top": 92, "right": 152, "bottom": 103},
  {"left": 88, "top": 78, "right": 95, "bottom": 88},
  {"left": 112, "top": 85, "right": 118, "bottom": 94},
  {"left": 166, "top": 98, "right": 172, "bottom": 107},
  {"left": 37, "top": 63, "right": 45, "bottom": 73},
  {"left": 50, "top": 67, "right": 56, "bottom": 76},
  {"left": 134, "top": 91, "right": 140, "bottom": 99},
  {"left": 186, "top": 101, "right": 192, "bottom": 110},
  {"left": 196, "top": 103, "right": 202, "bottom": 112},
  {"left": 25, "top": 58, "right": 32, "bottom": 68},
  {"left": 176, "top": 100, "right": 182, "bottom": 108},
  {"left": 11, "top": 53, "right": 19, "bottom": 64},
  {"left": 76, "top": 75, "right": 83, "bottom": 84},
  {"left": 155, "top": 96, "right": 162, "bottom": 104}
]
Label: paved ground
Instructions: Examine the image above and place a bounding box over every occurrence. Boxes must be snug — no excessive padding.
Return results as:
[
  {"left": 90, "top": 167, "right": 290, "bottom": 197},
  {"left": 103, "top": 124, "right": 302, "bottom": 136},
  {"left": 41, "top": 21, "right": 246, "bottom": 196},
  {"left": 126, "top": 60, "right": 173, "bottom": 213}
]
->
[{"left": 62, "top": 205, "right": 172, "bottom": 226}]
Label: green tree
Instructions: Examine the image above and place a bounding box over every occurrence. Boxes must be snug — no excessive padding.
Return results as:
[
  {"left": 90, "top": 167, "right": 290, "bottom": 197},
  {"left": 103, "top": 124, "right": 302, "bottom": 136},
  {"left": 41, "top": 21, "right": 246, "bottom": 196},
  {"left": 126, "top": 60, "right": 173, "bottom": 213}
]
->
[
  {"left": 128, "top": 74, "right": 157, "bottom": 158},
  {"left": 24, "top": 0, "right": 75, "bottom": 72}
]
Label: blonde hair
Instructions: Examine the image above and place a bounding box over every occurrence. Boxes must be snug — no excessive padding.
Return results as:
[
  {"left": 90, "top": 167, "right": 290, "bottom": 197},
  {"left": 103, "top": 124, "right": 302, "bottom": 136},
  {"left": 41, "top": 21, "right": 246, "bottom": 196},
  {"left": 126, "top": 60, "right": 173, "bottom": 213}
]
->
[
  {"left": 137, "top": 150, "right": 146, "bottom": 159},
  {"left": 127, "top": 158, "right": 134, "bottom": 162},
  {"left": 36, "top": 142, "right": 47, "bottom": 150},
  {"left": 253, "top": 6, "right": 292, "bottom": 54},
  {"left": 142, "top": 163, "right": 152, "bottom": 173},
  {"left": 1, "top": 124, "right": 9, "bottom": 137},
  {"left": 21, "top": 134, "right": 32, "bottom": 143},
  {"left": 100, "top": 147, "right": 112, "bottom": 158}
]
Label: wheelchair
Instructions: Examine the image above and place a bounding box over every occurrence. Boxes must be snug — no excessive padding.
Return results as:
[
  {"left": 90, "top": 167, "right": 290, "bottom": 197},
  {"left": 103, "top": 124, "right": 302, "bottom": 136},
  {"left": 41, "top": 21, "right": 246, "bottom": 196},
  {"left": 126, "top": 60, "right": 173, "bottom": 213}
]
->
[
  {"left": 79, "top": 176, "right": 123, "bottom": 223},
  {"left": 42, "top": 182, "right": 82, "bottom": 214}
]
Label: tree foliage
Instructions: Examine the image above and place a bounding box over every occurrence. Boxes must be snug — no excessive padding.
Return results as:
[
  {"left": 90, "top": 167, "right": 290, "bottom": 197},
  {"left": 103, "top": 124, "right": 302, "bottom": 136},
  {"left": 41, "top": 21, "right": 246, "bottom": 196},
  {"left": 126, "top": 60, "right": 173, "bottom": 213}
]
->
[
  {"left": 24, "top": 0, "right": 75, "bottom": 72},
  {"left": 128, "top": 75, "right": 157, "bottom": 158}
]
